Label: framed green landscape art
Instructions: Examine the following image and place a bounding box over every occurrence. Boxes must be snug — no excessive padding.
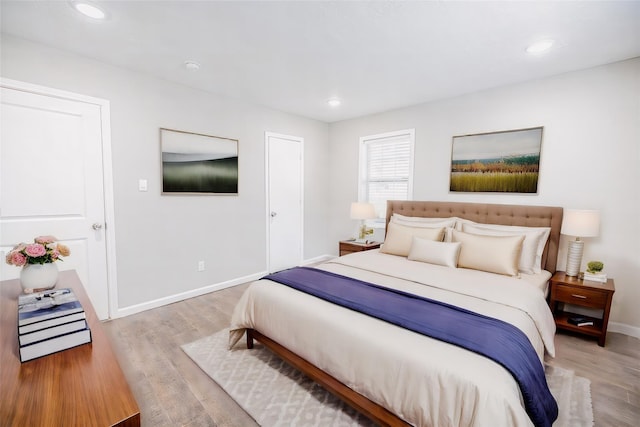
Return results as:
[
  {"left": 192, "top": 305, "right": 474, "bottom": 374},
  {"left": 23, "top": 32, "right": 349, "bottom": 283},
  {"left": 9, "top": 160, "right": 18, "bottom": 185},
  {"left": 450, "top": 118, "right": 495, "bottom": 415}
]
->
[
  {"left": 449, "top": 127, "right": 543, "bottom": 193},
  {"left": 161, "top": 128, "right": 238, "bottom": 195}
]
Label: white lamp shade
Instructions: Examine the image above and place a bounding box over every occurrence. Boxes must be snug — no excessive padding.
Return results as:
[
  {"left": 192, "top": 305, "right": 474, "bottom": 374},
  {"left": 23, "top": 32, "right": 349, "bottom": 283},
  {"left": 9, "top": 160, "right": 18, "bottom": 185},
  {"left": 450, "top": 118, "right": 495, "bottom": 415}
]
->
[
  {"left": 350, "top": 202, "right": 376, "bottom": 220},
  {"left": 561, "top": 209, "right": 600, "bottom": 238}
]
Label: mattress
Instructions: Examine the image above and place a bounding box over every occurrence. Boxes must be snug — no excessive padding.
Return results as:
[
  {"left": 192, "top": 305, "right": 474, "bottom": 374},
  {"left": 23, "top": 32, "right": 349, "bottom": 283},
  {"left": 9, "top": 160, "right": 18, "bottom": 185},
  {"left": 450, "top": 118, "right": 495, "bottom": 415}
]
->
[{"left": 229, "top": 250, "right": 556, "bottom": 426}]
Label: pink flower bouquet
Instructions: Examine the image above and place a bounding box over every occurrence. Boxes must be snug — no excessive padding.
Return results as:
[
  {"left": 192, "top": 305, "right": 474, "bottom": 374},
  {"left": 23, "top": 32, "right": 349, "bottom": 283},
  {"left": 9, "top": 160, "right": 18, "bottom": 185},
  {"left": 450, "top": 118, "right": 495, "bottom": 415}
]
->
[{"left": 5, "top": 236, "right": 71, "bottom": 266}]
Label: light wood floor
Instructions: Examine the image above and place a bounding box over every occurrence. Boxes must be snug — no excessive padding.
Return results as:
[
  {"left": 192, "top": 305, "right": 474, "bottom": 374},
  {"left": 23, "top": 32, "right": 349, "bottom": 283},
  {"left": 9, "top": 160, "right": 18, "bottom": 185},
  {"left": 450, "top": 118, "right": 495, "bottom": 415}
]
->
[{"left": 103, "top": 284, "right": 640, "bottom": 427}]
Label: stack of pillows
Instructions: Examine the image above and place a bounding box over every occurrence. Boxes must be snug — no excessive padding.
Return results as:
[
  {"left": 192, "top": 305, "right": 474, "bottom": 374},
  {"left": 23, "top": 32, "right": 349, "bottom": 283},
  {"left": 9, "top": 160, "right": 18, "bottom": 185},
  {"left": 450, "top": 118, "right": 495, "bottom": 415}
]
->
[{"left": 380, "top": 214, "right": 551, "bottom": 277}]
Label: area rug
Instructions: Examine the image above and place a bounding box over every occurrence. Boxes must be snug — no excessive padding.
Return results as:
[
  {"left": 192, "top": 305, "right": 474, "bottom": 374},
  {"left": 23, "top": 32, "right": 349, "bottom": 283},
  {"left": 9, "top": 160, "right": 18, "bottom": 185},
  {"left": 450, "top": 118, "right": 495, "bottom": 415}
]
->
[{"left": 182, "top": 329, "right": 594, "bottom": 427}]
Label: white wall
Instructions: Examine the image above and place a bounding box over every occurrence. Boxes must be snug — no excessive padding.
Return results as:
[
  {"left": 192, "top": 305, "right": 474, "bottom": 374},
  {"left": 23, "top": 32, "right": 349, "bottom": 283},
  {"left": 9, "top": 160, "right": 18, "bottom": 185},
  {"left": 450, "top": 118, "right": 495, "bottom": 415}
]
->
[
  {"left": 3, "top": 34, "right": 638, "bottom": 334},
  {"left": 1, "top": 35, "right": 332, "bottom": 312},
  {"left": 329, "top": 58, "right": 640, "bottom": 334}
]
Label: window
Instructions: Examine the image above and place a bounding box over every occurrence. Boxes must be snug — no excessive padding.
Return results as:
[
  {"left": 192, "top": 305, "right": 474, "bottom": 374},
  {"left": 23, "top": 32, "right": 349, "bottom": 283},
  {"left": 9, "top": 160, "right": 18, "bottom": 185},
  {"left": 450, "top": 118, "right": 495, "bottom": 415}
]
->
[{"left": 359, "top": 129, "right": 415, "bottom": 220}]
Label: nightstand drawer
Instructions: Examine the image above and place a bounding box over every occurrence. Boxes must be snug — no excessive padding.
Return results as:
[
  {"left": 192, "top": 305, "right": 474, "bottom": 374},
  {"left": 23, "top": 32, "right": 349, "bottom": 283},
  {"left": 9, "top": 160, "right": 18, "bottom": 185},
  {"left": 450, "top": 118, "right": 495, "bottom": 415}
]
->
[{"left": 553, "top": 284, "right": 608, "bottom": 308}]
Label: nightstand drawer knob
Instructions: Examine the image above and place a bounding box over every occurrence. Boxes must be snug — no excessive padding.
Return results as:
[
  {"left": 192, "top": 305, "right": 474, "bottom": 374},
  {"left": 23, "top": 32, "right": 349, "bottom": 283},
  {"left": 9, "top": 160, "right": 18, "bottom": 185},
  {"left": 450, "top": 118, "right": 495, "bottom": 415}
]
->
[{"left": 571, "top": 294, "right": 587, "bottom": 299}]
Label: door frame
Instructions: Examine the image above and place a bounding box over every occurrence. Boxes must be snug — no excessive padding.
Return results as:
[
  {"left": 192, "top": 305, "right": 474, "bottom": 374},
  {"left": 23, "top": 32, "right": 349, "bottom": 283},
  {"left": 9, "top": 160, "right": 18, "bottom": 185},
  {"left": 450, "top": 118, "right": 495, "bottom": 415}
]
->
[
  {"left": 265, "top": 131, "right": 304, "bottom": 273},
  {"left": 1, "top": 78, "right": 119, "bottom": 319}
]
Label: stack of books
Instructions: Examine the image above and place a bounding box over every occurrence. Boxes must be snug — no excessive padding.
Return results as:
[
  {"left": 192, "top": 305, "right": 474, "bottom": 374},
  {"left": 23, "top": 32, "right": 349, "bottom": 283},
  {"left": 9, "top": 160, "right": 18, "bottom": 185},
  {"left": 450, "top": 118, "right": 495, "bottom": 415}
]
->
[
  {"left": 567, "top": 316, "right": 594, "bottom": 327},
  {"left": 18, "top": 288, "right": 92, "bottom": 362}
]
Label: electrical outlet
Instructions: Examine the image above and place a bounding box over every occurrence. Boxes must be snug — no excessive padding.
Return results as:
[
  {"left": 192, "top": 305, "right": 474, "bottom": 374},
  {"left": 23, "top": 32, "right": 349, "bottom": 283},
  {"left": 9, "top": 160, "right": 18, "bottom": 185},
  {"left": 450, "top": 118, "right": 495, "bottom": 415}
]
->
[{"left": 198, "top": 261, "right": 205, "bottom": 272}]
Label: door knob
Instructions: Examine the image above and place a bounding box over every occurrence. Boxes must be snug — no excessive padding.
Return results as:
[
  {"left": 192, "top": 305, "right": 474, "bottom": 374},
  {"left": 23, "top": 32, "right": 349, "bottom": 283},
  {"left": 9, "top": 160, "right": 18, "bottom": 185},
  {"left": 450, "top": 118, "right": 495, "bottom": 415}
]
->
[
  {"left": 270, "top": 212, "right": 277, "bottom": 217},
  {"left": 92, "top": 223, "right": 103, "bottom": 230}
]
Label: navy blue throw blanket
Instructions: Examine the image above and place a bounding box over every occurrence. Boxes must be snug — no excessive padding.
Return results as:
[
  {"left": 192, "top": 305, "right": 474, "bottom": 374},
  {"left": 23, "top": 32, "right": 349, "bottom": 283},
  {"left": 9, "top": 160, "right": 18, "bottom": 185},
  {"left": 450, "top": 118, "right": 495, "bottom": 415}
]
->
[{"left": 263, "top": 267, "right": 558, "bottom": 427}]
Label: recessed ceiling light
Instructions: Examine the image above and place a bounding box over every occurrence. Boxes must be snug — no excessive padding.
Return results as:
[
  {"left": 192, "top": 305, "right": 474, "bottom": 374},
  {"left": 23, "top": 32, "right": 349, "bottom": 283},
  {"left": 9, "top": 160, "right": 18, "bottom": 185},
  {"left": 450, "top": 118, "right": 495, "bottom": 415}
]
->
[
  {"left": 184, "top": 61, "right": 201, "bottom": 71},
  {"left": 71, "top": 2, "right": 106, "bottom": 20},
  {"left": 327, "top": 98, "right": 341, "bottom": 107},
  {"left": 526, "top": 39, "right": 555, "bottom": 54}
]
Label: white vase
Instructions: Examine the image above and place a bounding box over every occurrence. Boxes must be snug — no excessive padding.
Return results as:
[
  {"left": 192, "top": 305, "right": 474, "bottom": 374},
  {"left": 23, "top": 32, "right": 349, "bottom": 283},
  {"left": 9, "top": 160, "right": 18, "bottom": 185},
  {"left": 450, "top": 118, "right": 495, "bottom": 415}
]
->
[{"left": 20, "top": 263, "right": 59, "bottom": 293}]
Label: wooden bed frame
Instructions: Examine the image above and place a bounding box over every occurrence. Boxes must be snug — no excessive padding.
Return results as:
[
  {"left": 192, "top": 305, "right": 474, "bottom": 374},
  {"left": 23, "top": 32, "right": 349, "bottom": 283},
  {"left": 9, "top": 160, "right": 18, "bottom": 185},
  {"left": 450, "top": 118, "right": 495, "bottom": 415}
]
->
[{"left": 246, "top": 200, "right": 563, "bottom": 426}]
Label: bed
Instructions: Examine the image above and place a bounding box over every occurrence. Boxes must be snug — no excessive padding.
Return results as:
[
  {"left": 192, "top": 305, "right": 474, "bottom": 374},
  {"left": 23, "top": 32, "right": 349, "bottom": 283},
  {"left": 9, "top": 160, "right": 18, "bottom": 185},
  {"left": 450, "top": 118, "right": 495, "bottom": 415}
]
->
[{"left": 229, "top": 200, "right": 563, "bottom": 427}]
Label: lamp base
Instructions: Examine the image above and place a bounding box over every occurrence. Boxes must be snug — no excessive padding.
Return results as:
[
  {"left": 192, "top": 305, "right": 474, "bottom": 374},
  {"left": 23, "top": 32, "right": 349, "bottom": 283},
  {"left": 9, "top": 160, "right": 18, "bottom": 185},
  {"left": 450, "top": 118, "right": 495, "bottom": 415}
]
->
[
  {"left": 566, "top": 239, "right": 584, "bottom": 277},
  {"left": 358, "top": 223, "right": 367, "bottom": 240}
]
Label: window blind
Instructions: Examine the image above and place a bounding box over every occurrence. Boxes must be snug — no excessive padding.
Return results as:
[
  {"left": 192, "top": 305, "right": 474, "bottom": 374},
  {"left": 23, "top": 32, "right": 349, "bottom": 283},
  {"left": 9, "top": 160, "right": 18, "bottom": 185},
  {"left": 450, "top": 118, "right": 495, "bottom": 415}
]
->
[{"left": 360, "top": 130, "right": 414, "bottom": 219}]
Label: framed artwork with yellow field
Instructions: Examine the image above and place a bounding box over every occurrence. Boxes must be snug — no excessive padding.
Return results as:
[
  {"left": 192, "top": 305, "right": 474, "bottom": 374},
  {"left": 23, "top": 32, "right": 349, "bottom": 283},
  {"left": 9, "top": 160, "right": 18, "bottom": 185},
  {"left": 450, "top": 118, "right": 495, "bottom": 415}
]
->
[{"left": 449, "top": 127, "right": 543, "bottom": 193}]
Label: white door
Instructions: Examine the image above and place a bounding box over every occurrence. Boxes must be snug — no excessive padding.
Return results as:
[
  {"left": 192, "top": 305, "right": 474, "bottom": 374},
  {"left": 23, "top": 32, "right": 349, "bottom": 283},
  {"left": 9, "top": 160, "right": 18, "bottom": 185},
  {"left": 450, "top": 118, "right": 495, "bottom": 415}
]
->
[
  {"left": 266, "top": 132, "right": 303, "bottom": 273},
  {"left": 0, "top": 80, "right": 113, "bottom": 319}
]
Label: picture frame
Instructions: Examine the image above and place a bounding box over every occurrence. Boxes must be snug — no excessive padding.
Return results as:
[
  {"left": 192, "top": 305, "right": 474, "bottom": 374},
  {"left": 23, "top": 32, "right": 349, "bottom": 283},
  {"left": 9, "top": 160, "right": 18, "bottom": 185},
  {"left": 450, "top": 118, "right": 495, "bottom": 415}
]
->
[
  {"left": 449, "top": 127, "right": 543, "bottom": 194},
  {"left": 160, "top": 128, "right": 238, "bottom": 195}
]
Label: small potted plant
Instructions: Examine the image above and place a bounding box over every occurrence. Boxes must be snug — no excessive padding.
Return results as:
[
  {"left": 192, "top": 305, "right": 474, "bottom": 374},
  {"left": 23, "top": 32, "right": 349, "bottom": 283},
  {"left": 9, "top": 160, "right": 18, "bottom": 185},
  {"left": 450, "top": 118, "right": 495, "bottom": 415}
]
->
[
  {"left": 586, "top": 261, "right": 604, "bottom": 274},
  {"left": 583, "top": 261, "right": 606, "bottom": 283}
]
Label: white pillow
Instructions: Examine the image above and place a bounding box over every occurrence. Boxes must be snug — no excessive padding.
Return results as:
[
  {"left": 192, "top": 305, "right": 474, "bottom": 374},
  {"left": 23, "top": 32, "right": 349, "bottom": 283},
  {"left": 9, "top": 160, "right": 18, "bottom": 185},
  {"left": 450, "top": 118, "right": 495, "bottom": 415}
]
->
[
  {"left": 381, "top": 222, "right": 445, "bottom": 257},
  {"left": 462, "top": 224, "right": 541, "bottom": 274},
  {"left": 453, "top": 217, "right": 477, "bottom": 231},
  {"left": 391, "top": 215, "right": 456, "bottom": 242},
  {"left": 461, "top": 222, "right": 550, "bottom": 274},
  {"left": 392, "top": 214, "right": 457, "bottom": 227},
  {"left": 452, "top": 230, "right": 524, "bottom": 277},
  {"left": 408, "top": 237, "right": 461, "bottom": 268}
]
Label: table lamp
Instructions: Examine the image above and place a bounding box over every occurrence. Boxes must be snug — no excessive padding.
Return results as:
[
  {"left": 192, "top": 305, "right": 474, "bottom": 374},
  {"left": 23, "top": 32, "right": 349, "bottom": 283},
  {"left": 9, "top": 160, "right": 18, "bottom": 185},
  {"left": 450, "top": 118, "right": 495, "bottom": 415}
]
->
[
  {"left": 561, "top": 209, "right": 600, "bottom": 277},
  {"left": 350, "top": 202, "right": 376, "bottom": 243}
]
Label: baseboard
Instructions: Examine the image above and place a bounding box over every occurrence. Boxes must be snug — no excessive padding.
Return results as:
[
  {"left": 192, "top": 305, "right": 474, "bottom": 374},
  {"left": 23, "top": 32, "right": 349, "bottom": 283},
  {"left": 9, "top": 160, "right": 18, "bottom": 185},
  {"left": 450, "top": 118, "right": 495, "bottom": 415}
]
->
[
  {"left": 110, "top": 270, "right": 267, "bottom": 319},
  {"left": 608, "top": 321, "right": 640, "bottom": 340},
  {"left": 301, "top": 254, "right": 335, "bottom": 266},
  {"left": 109, "top": 255, "right": 336, "bottom": 319}
]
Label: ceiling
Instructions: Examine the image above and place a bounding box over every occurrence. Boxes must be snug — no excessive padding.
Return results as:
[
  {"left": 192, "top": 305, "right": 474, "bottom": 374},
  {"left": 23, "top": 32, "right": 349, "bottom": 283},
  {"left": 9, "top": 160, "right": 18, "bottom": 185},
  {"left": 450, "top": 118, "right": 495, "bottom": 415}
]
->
[{"left": 2, "top": 1, "right": 639, "bottom": 123}]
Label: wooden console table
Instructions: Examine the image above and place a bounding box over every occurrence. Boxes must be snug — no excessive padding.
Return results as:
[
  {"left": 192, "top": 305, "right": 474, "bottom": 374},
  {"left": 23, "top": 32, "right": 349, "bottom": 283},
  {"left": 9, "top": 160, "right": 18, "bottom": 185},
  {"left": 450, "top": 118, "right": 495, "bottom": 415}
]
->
[{"left": 0, "top": 270, "right": 140, "bottom": 426}]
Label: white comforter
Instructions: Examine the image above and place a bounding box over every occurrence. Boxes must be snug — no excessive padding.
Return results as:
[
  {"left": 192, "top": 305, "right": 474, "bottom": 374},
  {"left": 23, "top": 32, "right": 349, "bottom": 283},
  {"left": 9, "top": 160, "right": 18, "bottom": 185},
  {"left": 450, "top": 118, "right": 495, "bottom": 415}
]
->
[{"left": 229, "top": 250, "right": 556, "bottom": 427}]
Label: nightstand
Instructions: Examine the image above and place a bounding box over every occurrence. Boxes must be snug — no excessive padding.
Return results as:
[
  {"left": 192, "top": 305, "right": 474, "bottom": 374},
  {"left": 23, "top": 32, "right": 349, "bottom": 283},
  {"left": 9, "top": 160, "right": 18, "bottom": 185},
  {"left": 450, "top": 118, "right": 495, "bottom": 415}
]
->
[
  {"left": 549, "top": 271, "right": 615, "bottom": 346},
  {"left": 339, "top": 240, "right": 381, "bottom": 256}
]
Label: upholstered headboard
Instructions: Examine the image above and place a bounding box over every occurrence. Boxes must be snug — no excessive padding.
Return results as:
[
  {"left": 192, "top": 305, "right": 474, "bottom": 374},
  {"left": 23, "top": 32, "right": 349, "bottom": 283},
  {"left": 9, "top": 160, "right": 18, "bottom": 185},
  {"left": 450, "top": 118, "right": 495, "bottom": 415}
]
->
[{"left": 386, "top": 200, "right": 563, "bottom": 273}]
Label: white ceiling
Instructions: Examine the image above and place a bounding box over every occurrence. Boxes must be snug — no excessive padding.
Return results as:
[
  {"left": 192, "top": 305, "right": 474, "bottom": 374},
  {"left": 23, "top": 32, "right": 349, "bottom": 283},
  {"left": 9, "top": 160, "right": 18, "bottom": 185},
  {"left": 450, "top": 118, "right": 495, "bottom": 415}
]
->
[{"left": 2, "top": 1, "right": 639, "bottom": 123}]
